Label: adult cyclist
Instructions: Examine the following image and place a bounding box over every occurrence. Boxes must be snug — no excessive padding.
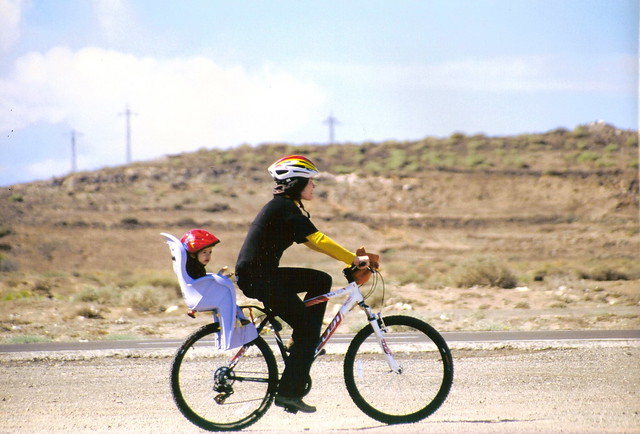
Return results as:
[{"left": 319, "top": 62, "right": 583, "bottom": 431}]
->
[{"left": 235, "top": 155, "right": 378, "bottom": 414}]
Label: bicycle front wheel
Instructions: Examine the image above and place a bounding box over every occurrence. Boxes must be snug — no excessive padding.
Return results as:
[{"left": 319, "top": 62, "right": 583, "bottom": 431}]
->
[
  {"left": 171, "top": 323, "right": 278, "bottom": 431},
  {"left": 344, "top": 315, "right": 453, "bottom": 424}
]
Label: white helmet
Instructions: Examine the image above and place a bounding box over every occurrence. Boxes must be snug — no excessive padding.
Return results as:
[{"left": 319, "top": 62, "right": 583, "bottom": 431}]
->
[{"left": 268, "top": 155, "right": 319, "bottom": 180}]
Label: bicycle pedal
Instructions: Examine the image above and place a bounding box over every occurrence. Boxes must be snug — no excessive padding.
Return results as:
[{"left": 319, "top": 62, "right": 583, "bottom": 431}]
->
[
  {"left": 214, "top": 394, "right": 228, "bottom": 404},
  {"left": 283, "top": 406, "right": 298, "bottom": 414}
]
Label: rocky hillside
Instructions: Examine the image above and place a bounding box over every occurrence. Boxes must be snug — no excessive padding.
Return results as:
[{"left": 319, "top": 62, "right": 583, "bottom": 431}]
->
[
  {"left": 1, "top": 122, "right": 637, "bottom": 276},
  {"left": 0, "top": 122, "right": 638, "bottom": 342}
]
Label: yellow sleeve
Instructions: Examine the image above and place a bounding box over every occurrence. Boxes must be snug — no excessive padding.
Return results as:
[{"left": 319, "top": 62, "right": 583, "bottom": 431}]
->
[{"left": 304, "top": 231, "right": 356, "bottom": 266}]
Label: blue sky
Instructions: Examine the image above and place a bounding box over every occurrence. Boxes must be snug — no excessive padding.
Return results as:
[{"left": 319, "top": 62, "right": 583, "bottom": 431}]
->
[{"left": 1, "top": 0, "right": 637, "bottom": 186}]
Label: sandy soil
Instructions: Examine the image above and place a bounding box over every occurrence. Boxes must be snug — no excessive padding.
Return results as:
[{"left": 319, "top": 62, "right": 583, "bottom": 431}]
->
[{"left": 1, "top": 339, "right": 638, "bottom": 433}]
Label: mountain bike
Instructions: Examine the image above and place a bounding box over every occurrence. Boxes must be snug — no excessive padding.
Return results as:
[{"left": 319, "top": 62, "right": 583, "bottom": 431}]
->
[{"left": 170, "top": 266, "right": 454, "bottom": 431}]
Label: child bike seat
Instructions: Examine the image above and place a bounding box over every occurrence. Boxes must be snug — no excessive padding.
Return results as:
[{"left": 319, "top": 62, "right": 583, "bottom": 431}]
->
[{"left": 160, "top": 232, "right": 257, "bottom": 350}]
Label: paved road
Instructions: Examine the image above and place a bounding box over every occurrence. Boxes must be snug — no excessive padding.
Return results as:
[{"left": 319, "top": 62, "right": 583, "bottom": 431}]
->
[{"left": 1, "top": 329, "right": 638, "bottom": 353}]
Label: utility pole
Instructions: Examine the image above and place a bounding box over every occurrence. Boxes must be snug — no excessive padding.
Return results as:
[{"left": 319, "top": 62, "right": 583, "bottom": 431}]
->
[
  {"left": 69, "top": 129, "right": 82, "bottom": 173},
  {"left": 324, "top": 113, "right": 340, "bottom": 145},
  {"left": 119, "top": 105, "right": 137, "bottom": 164}
]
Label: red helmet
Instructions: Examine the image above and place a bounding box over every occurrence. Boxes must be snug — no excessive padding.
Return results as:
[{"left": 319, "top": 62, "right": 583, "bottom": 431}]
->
[{"left": 180, "top": 229, "right": 220, "bottom": 253}]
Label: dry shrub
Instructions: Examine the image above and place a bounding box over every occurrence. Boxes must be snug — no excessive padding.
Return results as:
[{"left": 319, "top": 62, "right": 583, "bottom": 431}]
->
[
  {"left": 0, "top": 254, "right": 17, "bottom": 272},
  {"left": 386, "top": 260, "right": 443, "bottom": 287},
  {"left": 72, "top": 285, "right": 121, "bottom": 305},
  {"left": 75, "top": 305, "right": 104, "bottom": 319},
  {"left": 122, "top": 285, "right": 176, "bottom": 313},
  {"left": 450, "top": 256, "right": 517, "bottom": 289},
  {"left": 580, "top": 267, "right": 629, "bottom": 281},
  {"left": 141, "top": 276, "right": 181, "bottom": 297}
]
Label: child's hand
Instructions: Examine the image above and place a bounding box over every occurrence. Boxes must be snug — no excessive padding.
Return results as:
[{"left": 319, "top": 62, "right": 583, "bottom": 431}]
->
[{"left": 217, "top": 266, "right": 234, "bottom": 278}]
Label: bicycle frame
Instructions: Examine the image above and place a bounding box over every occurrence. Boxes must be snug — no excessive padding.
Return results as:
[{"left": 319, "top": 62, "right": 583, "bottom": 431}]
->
[
  {"left": 172, "top": 270, "right": 454, "bottom": 430},
  {"left": 247, "top": 275, "right": 402, "bottom": 374}
]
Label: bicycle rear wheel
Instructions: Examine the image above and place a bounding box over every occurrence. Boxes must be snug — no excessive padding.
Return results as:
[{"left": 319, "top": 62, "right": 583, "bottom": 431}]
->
[
  {"left": 171, "top": 323, "right": 278, "bottom": 431},
  {"left": 343, "top": 315, "right": 453, "bottom": 424}
]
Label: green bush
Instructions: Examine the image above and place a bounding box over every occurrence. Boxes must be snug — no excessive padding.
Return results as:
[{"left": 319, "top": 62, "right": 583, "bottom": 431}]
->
[
  {"left": 364, "top": 161, "right": 384, "bottom": 175},
  {"left": 2, "top": 289, "right": 32, "bottom": 301},
  {"left": 603, "top": 144, "right": 619, "bottom": 153},
  {"left": 388, "top": 149, "right": 408, "bottom": 170},
  {"left": 577, "top": 151, "right": 600, "bottom": 163},
  {"left": 465, "top": 154, "right": 486, "bottom": 167}
]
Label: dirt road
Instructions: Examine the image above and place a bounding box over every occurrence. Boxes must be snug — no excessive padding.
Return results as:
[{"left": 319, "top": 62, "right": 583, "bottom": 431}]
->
[{"left": 1, "top": 340, "right": 638, "bottom": 433}]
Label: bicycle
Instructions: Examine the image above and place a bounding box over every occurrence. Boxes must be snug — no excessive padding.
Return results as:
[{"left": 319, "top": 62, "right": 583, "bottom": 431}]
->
[{"left": 170, "top": 265, "right": 454, "bottom": 431}]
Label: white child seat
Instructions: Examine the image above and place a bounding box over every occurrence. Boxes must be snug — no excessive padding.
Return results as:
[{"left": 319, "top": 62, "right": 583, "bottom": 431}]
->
[{"left": 160, "top": 232, "right": 257, "bottom": 350}]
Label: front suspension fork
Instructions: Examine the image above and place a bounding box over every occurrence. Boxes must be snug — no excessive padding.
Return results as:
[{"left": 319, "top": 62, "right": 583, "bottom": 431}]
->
[{"left": 362, "top": 306, "right": 402, "bottom": 374}]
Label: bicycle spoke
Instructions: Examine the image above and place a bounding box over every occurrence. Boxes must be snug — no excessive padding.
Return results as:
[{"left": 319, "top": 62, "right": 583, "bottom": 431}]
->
[
  {"left": 344, "top": 315, "right": 453, "bottom": 424},
  {"left": 171, "top": 323, "right": 278, "bottom": 431}
]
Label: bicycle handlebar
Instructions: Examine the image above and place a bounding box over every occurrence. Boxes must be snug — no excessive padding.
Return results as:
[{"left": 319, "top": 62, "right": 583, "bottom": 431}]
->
[{"left": 343, "top": 264, "right": 376, "bottom": 283}]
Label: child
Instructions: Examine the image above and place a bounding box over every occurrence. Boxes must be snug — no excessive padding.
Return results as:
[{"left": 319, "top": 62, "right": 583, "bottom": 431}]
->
[
  {"left": 180, "top": 229, "right": 250, "bottom": 332},
  {"left": 181, "top": 229, "right": 221, "bottom": 279}
]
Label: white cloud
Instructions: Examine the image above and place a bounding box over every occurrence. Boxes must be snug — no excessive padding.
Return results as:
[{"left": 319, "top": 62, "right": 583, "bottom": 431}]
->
[
  {"left": 0, "top": 0, "right": 28, "bottom": 52},
  {"left": 303, "top": 54, "right": 637, "bottom": 95},
  {"left": 0, "top": 46, "right": 326, "bottom": 171},
  {"left": 24, "top": 156, "right": 69, "bottom": 181}
]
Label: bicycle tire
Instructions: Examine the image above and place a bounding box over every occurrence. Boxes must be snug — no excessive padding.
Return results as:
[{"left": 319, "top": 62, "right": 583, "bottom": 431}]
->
[
  {"left": 343, "top": 315, "right": 453, "bottom": 424},
  {"left": 171, "top": 323, "right": 278, "bottom": 431}
]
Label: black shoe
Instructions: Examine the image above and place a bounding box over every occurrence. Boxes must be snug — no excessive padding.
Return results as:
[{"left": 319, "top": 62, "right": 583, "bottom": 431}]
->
[{"left": 274, "top": 395, "right": 317, "bottom": 413}]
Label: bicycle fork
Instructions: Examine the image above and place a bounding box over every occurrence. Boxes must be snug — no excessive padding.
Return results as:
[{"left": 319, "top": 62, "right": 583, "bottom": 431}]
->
[{"left": 363, "top": 306, "right": 403, "bottom": 374}]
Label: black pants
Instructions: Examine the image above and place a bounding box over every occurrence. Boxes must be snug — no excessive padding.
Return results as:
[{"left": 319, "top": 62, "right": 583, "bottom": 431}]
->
[{"left": 236, "top": 267, "right": 331, "bottom": 398}]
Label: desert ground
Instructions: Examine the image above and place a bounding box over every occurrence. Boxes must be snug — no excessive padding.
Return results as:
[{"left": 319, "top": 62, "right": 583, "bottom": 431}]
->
[
  {"left": 1, "top": 166, "right": 638, "bottom": 343},
  {"left": 1, "top": 339, "right": 638, "bottom": 433}
]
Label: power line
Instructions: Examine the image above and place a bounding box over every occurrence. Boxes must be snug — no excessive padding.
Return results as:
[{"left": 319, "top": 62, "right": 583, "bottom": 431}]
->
[
  {"left": 68, "top": 129, "right": 82, "bottom": 173},
  {"left": 323, "top": 113, "right": 340, "bottom": 145},
  {"left": 119, "top": 105, "right": 138, "bottom": 164}
]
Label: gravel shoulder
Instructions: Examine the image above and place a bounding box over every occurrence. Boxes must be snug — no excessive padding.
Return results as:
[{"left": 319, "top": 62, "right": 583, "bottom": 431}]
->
[{"left": 1, "top": 340, "right": 638, "bottom": 433}]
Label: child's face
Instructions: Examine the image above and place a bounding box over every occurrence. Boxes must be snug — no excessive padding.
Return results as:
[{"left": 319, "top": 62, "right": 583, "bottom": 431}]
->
[{"left": 196, "top": 247, "right": 213, "bottom": 266}]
